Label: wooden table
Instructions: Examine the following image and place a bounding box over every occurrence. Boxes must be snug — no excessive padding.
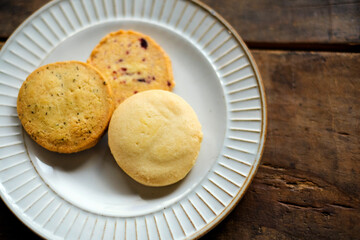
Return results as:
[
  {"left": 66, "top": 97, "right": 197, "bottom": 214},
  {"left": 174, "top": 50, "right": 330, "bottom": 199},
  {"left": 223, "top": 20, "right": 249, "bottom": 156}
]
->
[{"left": 1, "top": 1, "right": 359, "bottom": 239}]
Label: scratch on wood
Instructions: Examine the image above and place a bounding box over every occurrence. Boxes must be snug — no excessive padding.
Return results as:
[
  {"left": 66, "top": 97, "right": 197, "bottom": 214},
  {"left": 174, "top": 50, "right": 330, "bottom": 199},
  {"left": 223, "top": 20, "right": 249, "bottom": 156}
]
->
[{"left": 329, "top": 203, "right": 354, "bottom": 209}]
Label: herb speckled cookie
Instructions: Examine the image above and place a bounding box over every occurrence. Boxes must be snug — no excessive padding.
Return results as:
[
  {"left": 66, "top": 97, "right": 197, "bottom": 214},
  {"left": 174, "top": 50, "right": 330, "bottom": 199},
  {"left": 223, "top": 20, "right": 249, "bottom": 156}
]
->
[
  {"left": 87, "top": 30, "right": 175, "bottom": 106},
  {"left": 17, "top": 61, "right": 114, "bottom": 153},
  {"left": 108, "top": 90, "right": 203, "bottom": 187}
]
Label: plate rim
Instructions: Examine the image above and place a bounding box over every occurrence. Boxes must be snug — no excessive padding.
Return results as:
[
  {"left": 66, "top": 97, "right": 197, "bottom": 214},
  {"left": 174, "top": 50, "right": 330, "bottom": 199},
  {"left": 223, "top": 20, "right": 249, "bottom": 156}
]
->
[
  {"left": 0, "top": 0, "right": 268, "bottom": 239},
  {"left": 187, "top": 1, "right": 267, "bottom": 238}
]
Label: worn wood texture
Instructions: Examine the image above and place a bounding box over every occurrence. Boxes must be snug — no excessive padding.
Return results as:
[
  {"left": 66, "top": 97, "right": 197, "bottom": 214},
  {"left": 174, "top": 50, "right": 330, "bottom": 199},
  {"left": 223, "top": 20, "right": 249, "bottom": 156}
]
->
[
  {"left": 0, "top": 0, "right": 49, "bottom": 39},
  {"left": 202, "top": 0, "right": 360, "bottom": 45},
  {"left": 0, "top": 49, "right": 359, "bottom": 239},
  {"left": 1, "top": 0, "right": 360, "bottom": 239},
  {"left": 1, "top": 0, "right": 360, "bottom": 46},
  {"left": 202, "top": 50, "right": 360, "bottom": 239}
]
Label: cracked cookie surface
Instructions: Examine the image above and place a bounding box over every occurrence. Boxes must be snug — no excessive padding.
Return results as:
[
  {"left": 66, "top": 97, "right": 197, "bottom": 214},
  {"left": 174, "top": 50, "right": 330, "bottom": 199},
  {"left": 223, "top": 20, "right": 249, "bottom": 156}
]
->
[{"left": 108, "top": 90, "right": 202, "bottom": 187}]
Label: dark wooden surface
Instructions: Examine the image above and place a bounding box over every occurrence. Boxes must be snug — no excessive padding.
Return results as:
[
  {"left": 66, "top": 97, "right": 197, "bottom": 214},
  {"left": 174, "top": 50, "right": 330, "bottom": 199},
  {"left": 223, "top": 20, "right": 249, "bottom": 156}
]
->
[
  {"left": 204, "top": 0, "right": 360, "bottom": 45},
  {"left": 1, "top": 0, "right": 360, "bottom": 239},
  {"left": 202, "top": 51, "right": 360, "bottom": 240}
]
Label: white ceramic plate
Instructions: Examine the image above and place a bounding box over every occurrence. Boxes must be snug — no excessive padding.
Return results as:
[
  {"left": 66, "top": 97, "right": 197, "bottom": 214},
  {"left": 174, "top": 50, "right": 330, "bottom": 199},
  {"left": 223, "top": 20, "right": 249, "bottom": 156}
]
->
[{"left": 0, "top": 0, "right": 266, "bottom": 239}]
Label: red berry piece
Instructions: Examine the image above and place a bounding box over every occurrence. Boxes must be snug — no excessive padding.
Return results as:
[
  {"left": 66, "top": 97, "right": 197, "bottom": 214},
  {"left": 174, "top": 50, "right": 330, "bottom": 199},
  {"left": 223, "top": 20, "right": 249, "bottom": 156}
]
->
[{"left": 140, "top": 38, "right": 148, "bottom": 49}]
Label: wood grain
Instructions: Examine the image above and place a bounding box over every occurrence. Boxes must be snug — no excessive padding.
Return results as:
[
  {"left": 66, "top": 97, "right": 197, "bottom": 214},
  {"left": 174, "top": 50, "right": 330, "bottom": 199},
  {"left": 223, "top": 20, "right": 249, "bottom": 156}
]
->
[
  {"left": 256, "top": 51, "right": 360, "bottom": 198},
  {"left": 0, "top": 0, "right": 359, "bottom": 239},
  {"left": 202, "top": 0, "right": 360, "bottom": 46},
  {"left": 202, "top": 50, "right": 360, "bottom": 239},
  {"left": 0, "top": 47, "right": 358, "bottom": 239},
  {"left": 0, "top": 0, "right": 49, "bottom": 38},
  {"left": 1, "top": 0, "right": 359, "bottom": 47}
]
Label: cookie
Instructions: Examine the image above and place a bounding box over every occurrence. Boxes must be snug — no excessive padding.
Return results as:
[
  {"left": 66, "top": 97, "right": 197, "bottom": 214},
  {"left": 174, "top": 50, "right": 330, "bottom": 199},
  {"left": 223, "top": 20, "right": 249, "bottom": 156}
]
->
[
  {"left": 108, "top": 90, "right": 203, "bottom": 187},
  {"left": 17, "top": 61, "right": 114, "bottom": 153},
  {"left": 87, "top": 30, "right": 175, "bottom": 106}
]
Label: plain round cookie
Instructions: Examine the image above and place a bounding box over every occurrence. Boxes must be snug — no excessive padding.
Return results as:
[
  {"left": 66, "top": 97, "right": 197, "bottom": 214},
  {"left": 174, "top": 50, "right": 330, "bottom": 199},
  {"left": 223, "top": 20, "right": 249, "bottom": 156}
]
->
[
  {"left": 17, "top": 61, "right": 114, "bottom": 153},
  {"left": 108, "top": 90, "right": 202, "bottom": 187},
  {"left": 87, "top": 30, "right": 175, "bottom": 106}
]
